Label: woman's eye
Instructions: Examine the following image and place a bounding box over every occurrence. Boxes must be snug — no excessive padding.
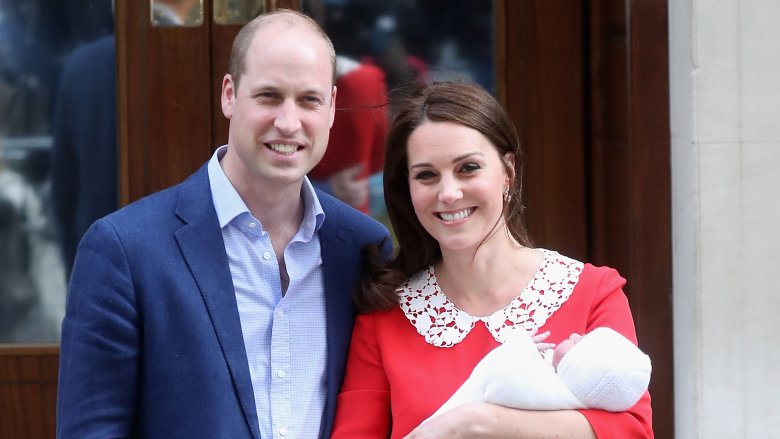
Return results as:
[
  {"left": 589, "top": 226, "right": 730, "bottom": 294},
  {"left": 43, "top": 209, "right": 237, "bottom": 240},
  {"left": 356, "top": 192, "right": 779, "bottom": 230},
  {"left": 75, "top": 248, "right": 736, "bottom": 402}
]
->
[
  {"left": 413, "top": 170, "right": 436, "bottom": 181},
  {"left": 461, "top": 162, "right": 481, "bottom": 173}
]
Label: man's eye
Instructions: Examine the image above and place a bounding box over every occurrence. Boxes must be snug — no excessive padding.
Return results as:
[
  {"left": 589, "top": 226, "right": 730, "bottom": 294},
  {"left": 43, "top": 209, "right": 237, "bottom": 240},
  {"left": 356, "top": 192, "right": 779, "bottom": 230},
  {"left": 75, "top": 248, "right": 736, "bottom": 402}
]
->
[{"left": 302, "top": 96, "right": 323, "bottom": 105}]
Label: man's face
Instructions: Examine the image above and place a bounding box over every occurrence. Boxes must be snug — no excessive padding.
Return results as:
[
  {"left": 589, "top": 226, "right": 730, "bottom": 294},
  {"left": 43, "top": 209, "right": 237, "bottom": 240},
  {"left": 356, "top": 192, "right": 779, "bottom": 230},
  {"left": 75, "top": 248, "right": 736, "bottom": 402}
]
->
[{"left": 220, "top": 22, "right": 336, "bottom": 191}]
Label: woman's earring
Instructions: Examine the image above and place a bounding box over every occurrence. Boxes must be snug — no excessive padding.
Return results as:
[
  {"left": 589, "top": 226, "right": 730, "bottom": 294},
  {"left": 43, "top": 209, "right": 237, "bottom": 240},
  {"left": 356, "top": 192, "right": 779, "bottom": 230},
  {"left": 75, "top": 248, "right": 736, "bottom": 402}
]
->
[{"left": 504, "top": 188, "right": 511, "bottom": 203}]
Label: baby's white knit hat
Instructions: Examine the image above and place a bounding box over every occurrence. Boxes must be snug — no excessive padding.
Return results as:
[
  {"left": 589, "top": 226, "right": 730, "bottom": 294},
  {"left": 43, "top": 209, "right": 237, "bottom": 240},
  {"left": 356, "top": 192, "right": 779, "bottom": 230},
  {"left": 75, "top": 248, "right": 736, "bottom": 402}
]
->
[{"left": 556, "top": 327, "right": 651, "bottom": 412}]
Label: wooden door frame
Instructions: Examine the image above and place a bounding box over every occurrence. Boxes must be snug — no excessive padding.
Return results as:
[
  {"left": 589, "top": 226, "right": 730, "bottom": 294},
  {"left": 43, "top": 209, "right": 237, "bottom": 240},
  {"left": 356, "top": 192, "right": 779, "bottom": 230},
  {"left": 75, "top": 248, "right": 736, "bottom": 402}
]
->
[{"left": 0, "top": 346, "right": 59, "bottom": 439}]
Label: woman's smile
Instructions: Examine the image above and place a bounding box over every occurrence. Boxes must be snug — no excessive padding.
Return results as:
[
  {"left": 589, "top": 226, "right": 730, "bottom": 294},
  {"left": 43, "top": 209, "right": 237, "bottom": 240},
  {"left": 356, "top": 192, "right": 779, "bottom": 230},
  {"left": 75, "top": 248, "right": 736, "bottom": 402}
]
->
[{"left": 437, "top": 207, "right": 476, "bottom": 222}]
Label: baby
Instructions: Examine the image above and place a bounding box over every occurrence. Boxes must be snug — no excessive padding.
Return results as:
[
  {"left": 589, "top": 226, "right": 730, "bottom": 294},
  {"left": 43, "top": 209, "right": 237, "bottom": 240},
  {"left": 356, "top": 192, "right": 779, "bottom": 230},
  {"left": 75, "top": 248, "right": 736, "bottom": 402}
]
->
[{"left": 426, "top": 327, "right": 651, "bottom": 421}]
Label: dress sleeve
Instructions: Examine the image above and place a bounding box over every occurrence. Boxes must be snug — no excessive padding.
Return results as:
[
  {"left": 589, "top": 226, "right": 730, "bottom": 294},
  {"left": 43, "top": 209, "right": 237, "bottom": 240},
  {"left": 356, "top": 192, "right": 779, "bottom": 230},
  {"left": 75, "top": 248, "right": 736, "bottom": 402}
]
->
[
  {"left": 331, "top": 312, "right": 392, "bottom": 438},
  {"left": 578, "top": 266, "right": 654, "bottom": 438}
]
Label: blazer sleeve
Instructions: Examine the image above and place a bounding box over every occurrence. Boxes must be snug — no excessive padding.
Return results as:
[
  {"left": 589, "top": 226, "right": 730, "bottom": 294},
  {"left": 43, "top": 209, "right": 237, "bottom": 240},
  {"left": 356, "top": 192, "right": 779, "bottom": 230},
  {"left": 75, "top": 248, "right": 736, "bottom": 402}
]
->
[
  {"left": 331, "top": 312, "right": 392, "bottom": 438},
  {"left": 57, "top": 219, "right": 139, "bottom": 439},
  {"left": 577, "top": 267, "right": 654, "bottom": 438}
]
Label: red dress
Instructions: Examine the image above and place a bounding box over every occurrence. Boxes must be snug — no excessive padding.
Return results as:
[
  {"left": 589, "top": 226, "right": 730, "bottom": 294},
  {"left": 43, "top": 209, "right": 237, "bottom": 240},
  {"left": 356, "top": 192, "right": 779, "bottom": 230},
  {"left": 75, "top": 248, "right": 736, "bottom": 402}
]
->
[{"left": 332, "top": 250, "right": 653, "bottom": 438}]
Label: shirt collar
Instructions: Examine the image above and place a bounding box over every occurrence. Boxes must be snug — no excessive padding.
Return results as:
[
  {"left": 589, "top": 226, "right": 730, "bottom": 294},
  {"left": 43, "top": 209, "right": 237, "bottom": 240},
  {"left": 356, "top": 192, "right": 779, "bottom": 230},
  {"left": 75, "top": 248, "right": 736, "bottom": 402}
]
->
[{"left": 207, "top": 145, "right": 325, "bottom": 238}]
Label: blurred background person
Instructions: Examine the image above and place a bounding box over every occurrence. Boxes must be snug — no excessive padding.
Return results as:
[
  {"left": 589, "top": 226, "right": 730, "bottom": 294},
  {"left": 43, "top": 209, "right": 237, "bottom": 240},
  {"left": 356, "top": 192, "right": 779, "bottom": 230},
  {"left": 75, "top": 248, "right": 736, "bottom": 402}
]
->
[
  {"left": 50, "top": 34, "right": 117, "bottom": 275},
  {"left": 308, "top": 3, "right": 389, "bottom": 214},
  {"left": 308, "top": 55, "right": 388, "bottom": 214},
  {"left": 0, "top": 150, "right": 52, "bottom": 341}
]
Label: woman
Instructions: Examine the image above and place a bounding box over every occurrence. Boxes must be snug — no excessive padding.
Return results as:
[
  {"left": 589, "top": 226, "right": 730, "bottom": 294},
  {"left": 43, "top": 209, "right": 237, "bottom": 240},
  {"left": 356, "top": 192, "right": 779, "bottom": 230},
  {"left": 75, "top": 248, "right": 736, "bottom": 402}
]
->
[{"left": 331, "top": 82, "right": 653, "bottom": 438}]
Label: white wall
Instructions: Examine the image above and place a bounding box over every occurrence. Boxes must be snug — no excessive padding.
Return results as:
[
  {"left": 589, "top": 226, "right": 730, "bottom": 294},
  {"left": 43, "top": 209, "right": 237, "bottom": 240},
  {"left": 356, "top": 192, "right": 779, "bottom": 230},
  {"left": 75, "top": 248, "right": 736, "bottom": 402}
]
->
[{"left": 670, "top": 0, "right": 780, "bottom": 437}]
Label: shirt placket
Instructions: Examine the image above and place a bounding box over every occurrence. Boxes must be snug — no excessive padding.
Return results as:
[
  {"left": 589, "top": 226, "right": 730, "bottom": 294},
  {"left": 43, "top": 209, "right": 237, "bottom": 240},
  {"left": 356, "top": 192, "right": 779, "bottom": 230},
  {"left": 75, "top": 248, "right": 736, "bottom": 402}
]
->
[{"left": 270, "top": 297, "right": 292, "bottom": 438}]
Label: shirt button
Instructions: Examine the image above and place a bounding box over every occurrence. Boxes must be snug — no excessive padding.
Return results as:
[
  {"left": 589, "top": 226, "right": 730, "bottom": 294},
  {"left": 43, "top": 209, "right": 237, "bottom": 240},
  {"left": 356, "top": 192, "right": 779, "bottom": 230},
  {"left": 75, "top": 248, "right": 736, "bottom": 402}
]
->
[
  {"left": 248, "top": 221, "right": 257, "bottom": 228},
  {"left": 263, "top": 251, "right": 271, "bottom": 260},
  {"left": 277, "top": 369, "right": 286, "bottom": 378},
  {"left": 278, "top": 427, "right": 288, "bottom": 436},
  {"left": 276, "top": 309, "right": 284, "bottom": 317}
]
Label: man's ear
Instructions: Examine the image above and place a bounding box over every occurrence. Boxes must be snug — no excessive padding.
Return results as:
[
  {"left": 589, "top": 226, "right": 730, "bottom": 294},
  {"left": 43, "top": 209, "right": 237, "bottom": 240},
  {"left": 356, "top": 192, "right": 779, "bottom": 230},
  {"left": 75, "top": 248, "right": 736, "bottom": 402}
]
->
[
  {"left": 221, "top": 74, "right": 235, "bottom": 119},
  {"left": 329, "top": 85, "right": 337, "bottom": 129}
]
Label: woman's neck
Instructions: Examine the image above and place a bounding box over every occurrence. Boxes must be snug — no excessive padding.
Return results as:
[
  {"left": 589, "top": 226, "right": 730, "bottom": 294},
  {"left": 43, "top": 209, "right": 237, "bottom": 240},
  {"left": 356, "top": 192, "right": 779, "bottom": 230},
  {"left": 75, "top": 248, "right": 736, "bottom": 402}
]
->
[{"left": 435, "top": 234, "right": 542, "bottom": 317}]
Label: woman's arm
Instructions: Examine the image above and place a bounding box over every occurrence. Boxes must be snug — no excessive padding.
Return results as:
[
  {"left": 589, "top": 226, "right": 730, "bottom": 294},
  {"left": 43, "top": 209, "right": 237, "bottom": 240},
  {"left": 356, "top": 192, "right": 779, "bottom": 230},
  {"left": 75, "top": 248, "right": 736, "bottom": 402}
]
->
[
  {"left": 331, "top": 313, "right": 392, "bottom": 438},
  {"left": 406, "top": 402, "right": 595, "bottom": 439}
]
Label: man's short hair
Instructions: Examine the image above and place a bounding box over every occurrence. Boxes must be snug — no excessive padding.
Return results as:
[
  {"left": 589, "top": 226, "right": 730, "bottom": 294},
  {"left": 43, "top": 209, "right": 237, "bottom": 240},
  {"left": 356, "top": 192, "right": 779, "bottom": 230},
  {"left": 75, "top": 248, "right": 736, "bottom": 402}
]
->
[{"left": 227, "top": 9, "right": 337, "bottom": 89}]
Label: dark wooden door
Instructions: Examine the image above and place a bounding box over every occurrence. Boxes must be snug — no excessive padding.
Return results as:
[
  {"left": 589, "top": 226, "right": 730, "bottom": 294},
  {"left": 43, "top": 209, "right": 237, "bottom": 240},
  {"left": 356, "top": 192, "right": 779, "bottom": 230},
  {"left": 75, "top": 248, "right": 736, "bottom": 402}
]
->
[
  {"left": 589, "top": 2, "right": 674, "bottom": 437},
  {"left": 497, "top": 1, "right": 673, "bottom": 437}
]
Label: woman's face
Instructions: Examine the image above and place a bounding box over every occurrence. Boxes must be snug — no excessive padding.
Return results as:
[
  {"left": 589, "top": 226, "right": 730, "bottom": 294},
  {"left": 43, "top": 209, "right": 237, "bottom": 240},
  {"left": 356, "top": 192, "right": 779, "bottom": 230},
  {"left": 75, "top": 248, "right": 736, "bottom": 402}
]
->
[{"left": 406, "top": 121, "right": 510, "bottom": 253}]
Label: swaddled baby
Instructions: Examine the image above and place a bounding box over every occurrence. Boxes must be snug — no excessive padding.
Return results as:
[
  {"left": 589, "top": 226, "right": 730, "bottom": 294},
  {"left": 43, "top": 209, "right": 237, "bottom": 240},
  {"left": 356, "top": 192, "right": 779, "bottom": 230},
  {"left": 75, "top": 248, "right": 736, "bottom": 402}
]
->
[{"left": 426, "top": 327, "right": 651, "bottom": 421}]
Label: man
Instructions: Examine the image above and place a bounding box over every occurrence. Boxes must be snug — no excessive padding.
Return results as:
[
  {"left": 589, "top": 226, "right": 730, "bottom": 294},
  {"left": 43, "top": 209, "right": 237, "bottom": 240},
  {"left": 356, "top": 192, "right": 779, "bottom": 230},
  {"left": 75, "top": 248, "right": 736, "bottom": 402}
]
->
[{"left": 56, "top": 9, "right": 390, "bottom": 439}]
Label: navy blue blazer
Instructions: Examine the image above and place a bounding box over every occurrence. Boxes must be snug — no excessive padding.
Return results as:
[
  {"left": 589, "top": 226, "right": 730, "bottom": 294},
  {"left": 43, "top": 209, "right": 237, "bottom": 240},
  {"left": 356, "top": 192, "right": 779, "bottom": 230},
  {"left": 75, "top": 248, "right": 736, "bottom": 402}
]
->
[{"left": 56, "top": 164, "right": 390, "bottom": 438}]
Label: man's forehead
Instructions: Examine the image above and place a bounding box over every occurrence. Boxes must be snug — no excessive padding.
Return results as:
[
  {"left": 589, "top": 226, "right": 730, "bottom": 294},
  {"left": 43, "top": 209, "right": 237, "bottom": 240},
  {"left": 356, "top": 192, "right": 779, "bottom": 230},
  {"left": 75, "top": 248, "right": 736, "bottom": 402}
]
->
[
  {"left": 245, "top": 25, "right": 334, "bottom": 82},
  {"left": 253, "top": 18, "right": 319, "bottom": 44},
  {"left": 248, "top": 25, "right": 323, "bottom": 57}
]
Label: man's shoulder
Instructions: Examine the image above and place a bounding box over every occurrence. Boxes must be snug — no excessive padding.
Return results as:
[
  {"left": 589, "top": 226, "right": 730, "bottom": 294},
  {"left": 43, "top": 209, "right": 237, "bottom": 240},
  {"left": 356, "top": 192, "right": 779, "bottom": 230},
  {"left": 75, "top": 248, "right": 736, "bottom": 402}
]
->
[{"left": 103, "top": 166, "right": 209, "bottom": 228}]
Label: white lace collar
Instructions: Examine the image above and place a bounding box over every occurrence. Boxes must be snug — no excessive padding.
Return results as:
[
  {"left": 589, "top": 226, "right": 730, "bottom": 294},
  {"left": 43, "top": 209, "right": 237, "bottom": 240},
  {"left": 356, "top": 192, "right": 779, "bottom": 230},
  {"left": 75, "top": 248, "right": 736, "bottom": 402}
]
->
[{"left": 398, "top": 249, "right": 583, "bottom": 347}]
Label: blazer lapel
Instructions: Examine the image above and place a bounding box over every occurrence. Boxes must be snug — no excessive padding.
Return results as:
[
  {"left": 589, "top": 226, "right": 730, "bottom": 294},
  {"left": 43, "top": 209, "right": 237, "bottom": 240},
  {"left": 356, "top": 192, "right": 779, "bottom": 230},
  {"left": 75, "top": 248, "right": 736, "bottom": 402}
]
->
[
  {"left": 320, "top": 212, "right": 355, "bottom": 374},
  {"left": 317, "top": 196, "right": 360, "bottom": 438},
  {"left": 174, "top": 167, "right": 261, "bottom": 439}
]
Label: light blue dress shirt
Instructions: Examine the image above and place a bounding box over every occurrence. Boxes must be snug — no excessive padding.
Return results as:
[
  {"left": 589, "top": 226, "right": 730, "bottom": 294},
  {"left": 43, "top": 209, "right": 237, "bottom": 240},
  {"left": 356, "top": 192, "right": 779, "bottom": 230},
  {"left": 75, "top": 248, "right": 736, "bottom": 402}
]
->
[{"left": 208, "top": 145, "right": 327, "bottom": 439}]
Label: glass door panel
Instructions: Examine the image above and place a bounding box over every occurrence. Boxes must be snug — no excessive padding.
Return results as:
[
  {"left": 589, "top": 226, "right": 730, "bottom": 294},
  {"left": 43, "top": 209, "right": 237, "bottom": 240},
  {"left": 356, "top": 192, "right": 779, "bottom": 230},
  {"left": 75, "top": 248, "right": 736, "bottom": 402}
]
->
[{"left": 0, "top": 0, "right": 116, "bottom": 343}]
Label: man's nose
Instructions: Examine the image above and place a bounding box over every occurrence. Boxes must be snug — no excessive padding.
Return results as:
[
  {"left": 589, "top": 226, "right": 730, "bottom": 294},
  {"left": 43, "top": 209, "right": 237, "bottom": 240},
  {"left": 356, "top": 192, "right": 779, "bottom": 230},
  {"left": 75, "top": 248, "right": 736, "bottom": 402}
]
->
[{"left": 274, "top": 100, "right": 302, "bottom": 134}]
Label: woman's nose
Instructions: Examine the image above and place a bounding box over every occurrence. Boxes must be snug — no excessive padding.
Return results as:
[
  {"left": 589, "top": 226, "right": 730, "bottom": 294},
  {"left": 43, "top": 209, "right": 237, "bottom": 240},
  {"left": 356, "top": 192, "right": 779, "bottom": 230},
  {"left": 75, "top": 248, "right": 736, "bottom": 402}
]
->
[{"left": 438, "top": 176, "right": 462, "bottom": 203}]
